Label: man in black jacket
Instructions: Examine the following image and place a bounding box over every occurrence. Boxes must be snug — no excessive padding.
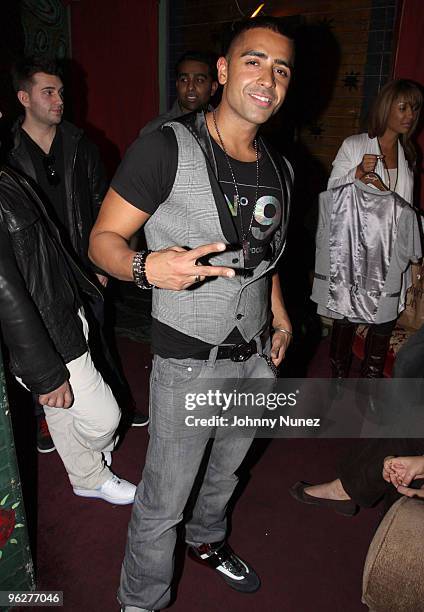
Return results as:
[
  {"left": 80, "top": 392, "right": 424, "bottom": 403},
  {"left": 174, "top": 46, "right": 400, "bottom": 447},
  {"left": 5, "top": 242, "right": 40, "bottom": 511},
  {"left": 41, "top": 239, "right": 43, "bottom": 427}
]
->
[
  {"left": 0, "top": 110, "right": 136, "bottom": 505},
  {"left": 8, "top": 57, "right": 148, "bottom": 442},
  {"left": 9, "top": 57, "right": 106, "bottom": 282}
]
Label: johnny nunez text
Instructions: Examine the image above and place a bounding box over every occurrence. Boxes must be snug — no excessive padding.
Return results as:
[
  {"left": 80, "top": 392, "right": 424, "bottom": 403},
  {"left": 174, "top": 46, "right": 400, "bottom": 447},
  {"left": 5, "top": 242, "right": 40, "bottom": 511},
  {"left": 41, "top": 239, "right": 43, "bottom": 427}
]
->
[{"left": 185, "top": 415, "right": 321, "bottom": 428}]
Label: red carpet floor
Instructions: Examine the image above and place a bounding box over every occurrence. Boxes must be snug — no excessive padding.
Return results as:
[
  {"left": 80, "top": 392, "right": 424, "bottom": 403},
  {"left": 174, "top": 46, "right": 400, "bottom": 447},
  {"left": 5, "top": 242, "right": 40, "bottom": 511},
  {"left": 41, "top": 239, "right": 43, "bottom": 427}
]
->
[{"left": 16, "top": 337, "right": 383, "bottom": 612}]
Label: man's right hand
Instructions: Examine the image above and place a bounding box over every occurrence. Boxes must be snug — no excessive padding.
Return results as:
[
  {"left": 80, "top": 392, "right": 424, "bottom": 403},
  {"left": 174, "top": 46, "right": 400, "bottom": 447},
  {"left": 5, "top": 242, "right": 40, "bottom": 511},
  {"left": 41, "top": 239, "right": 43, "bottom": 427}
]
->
[
  {"left": 145, "top": 242, "right": 235, "bottom": 290},
  {"left": 39, "top": 381, "right": 74, "bottom": 409}
]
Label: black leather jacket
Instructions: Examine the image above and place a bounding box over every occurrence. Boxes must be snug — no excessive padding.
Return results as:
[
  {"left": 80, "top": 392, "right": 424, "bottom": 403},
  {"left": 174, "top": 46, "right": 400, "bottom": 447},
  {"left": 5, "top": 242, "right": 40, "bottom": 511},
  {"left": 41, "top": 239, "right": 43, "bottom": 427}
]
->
[
  {"left": 8, "top": 119, "right": 107, "bottom": 275},
  {"left": 0, "top": 166, "right": 101, "bottom": 394}
]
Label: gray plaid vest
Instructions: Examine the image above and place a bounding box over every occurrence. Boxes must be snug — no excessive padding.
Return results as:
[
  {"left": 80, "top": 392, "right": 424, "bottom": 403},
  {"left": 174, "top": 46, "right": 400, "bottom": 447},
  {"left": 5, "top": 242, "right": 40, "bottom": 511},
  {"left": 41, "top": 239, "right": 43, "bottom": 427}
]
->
[{"left": 144, "top": 116, "right": 292, "bottom": 345}]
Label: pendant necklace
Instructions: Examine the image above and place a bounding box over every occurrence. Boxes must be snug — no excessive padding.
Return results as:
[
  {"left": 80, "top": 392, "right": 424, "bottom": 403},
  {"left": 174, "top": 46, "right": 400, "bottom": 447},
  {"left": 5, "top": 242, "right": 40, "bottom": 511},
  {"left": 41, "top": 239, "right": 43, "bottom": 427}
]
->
[
  {"left": 212, "top": 110, "right": 259, "bottom": 262},
  {"left": 377, "top": 138, "right": 399, "bottom": 193}
]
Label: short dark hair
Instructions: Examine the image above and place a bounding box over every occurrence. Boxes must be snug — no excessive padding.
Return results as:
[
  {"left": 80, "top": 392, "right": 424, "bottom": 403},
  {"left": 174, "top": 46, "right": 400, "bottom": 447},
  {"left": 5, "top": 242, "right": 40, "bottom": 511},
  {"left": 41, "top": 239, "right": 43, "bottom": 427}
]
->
[
  {"left": 222, "top": 16, "right": 296, "bottom": 57},
  {"left": 12, "top": 56, "right": 62, "bottom": 93},
  {"left": 175, "top": 51, "right": 218, "bottom": 82}
]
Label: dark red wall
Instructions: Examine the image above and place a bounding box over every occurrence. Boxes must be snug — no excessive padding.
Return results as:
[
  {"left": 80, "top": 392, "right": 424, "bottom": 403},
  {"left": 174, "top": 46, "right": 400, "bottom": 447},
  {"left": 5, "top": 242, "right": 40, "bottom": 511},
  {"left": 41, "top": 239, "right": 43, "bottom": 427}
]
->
[
  {"left": 394, "top": 0, "right": 424, "bottom": 206},
  {"left": 69, "top": 0, "right": 158, "bottom": 175}
]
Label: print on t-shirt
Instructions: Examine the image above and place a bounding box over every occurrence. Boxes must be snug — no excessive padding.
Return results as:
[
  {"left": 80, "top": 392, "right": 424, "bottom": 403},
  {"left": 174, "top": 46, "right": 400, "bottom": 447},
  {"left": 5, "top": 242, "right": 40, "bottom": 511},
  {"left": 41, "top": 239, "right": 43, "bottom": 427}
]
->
[{"left": 216, "top": 140, "right": 282, "bottom": 269}]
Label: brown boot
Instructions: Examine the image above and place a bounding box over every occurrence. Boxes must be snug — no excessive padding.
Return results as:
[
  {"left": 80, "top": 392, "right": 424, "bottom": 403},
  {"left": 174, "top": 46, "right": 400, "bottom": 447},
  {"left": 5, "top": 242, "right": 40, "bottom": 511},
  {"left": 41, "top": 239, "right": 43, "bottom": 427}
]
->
[
  {"left": 330, "top": 319, "right": 357, "bottom": 378},
  {"left": 361, "top": 329, "right": 391, "bottom": 378}
]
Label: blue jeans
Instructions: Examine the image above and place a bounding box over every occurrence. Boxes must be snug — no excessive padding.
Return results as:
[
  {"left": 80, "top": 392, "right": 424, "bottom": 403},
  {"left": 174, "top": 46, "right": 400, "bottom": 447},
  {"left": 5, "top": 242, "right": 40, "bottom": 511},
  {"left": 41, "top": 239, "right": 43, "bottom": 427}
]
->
[{"left": 118, "top": 339, "right": 274, "bottom": 610}]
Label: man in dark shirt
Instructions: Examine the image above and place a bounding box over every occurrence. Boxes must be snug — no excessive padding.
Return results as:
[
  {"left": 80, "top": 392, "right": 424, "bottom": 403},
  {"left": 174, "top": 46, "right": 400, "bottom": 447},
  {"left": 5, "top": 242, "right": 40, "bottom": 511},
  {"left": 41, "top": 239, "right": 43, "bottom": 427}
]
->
[
  {"left": 9, "top": 57, "right": 107, "bottom": 281},
  {"left": 115, "top": 115, "right": 286, "bottom": 359},
  {"left": 0, "top": 108, "right": 136, "bottom": 506},
  {"left": 8, "top": 57, "right": 148, "bottom": 443},
  {"left": 90, "top": 17, "right": 294, "bottom": 612},
  {"left": 139, "top": 50, "right": 218, "bottom": 137}
]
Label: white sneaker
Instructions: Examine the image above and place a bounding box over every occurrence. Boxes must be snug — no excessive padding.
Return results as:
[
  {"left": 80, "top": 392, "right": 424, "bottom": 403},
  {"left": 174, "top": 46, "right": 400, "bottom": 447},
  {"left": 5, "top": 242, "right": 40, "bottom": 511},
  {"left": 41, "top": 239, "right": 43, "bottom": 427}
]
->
[
  {"left": 103, "top": 451, "right": 112, "bottom": 467},
  {"left": 73, "top": 475, "right": 136, "bottom": 505}
]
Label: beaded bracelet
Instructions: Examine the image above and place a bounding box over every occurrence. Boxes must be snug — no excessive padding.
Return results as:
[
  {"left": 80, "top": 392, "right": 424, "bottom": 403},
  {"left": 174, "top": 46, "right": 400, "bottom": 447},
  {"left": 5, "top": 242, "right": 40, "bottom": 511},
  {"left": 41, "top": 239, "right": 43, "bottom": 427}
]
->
[{"left": 132, "top": 250, "right": 154, "bottom": 289}]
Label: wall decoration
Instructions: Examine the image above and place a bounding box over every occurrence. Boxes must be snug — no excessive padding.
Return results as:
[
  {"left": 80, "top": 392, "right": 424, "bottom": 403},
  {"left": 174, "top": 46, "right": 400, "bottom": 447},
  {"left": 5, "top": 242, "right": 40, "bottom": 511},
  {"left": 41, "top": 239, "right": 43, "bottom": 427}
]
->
[
  {"left": 0, "top": 495, "right": 22, "bottom": 560},
  {"left": 0, "top": 355, "right": 34, "bottom": 591},
  {"left": 21, "top": 0, "right": 69, "bottom": 58},
  {"left": 342, "top": 71, "right": 361, "bottom": 91}
]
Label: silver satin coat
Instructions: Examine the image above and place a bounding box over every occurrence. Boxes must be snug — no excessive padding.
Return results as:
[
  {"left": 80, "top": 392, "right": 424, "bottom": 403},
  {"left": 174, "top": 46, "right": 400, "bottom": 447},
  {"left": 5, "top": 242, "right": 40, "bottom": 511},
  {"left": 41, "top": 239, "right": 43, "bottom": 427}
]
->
[{"left": 311, "top": 180, "right": 422, "bottom": 324}]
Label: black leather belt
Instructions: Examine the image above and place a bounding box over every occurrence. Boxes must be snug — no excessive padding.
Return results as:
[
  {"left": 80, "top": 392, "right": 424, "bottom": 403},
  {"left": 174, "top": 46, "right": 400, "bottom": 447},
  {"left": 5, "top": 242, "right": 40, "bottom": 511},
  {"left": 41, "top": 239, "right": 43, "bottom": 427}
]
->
[{"left": 193, "top": 340, "right": 258, "bottom": 361}]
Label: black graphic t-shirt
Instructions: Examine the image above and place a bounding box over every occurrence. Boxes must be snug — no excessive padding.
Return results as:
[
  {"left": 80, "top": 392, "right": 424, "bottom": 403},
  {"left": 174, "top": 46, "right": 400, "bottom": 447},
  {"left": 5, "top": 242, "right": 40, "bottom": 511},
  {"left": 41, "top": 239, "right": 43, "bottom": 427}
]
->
[
  {"left": 112, "top": 127, "right": 283, "bottom": 357},
  {"left": 210, "top": 137, "right": 281, "bottom": 270}
]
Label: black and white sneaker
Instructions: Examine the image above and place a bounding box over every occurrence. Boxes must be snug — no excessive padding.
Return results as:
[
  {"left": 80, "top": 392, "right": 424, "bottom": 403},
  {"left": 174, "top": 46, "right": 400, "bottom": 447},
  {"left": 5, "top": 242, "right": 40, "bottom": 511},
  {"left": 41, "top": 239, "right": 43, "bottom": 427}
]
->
[
  {"left": 188, "top": 541, "right": 260, "bottom": 593},
  {"left": 131, "top": 413, "right": 149, "bottom": 427},
  {"left": 36, "top": 415, "right": 56, "bottom": 453}
]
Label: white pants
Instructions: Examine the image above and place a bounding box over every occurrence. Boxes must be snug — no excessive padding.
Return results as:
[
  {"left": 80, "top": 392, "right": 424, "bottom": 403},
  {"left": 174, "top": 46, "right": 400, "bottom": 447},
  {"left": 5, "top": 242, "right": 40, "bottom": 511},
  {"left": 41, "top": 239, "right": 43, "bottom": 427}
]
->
[{"left": 39, "top": 311, "right": 120, "bottom": 489}]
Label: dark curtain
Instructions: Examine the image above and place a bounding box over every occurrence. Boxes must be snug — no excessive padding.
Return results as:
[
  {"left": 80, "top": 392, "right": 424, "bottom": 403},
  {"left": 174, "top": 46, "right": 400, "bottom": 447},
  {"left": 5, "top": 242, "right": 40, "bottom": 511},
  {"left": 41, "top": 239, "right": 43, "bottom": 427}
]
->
[
  {"left": 394, "top": 0, "right": 424, "bottom": 207},
  {"left": 69, "top": 0, "right": 159, "bottom": 176}
]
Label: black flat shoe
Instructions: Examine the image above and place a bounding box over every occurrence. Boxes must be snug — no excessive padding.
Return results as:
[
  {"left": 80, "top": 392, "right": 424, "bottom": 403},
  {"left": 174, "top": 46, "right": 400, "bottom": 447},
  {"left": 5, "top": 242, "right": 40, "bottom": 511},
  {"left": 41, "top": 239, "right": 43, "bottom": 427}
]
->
[
  {"left": 188, "top": 541, "right": 260, "bottom": 593},
  {"left": 289, "top": 481, "right": 358, "bottom": 517}
]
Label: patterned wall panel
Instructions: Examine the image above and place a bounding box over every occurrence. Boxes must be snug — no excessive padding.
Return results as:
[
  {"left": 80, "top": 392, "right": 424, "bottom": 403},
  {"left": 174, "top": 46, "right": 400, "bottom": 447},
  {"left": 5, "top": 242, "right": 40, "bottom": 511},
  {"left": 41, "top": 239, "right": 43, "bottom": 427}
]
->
[
  {"left": 0, "top": 352, "right": 35, "bottom": 595},
  {"left": 0, "top": 0, "right": 71, "bottom": 147},
  {"left": 21, "top": 0, "right": 69, "bottom": 59}
]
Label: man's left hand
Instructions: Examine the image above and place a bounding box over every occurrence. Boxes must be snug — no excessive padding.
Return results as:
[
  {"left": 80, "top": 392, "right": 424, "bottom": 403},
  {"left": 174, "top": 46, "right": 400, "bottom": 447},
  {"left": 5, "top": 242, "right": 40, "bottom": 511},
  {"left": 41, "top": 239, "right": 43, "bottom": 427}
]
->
[
  {"left": 270, "top": 330, "right": 292, "bottom": 366},
  {"left": 96, "top": 273, "right": 109, "bottom": 287},
  {"left": 38, "top": 380, "right": 73, "bottom": 409}
]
